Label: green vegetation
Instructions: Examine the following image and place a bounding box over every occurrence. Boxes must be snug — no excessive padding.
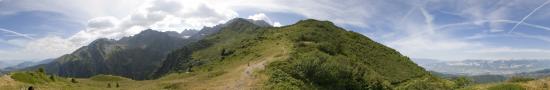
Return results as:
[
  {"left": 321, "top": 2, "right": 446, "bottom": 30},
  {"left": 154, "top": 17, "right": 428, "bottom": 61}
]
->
[
  {"left": 487, "top": 83, "right": 525, "bottom": 90},
  {"left": 155, "top": 18, "right": 270, "bottom": 77},
  {"left": 507, "top": 77, "right": 535, "bottom": 83},
  {"left": 453, "top": 76, "right": 473, "bottom": 88},
  {"left": 262, "top": 19, "right": 453, "bottom": 89},
  {"left": 10, "top": 68, "right": 64, "bottom": 84},
  {"left": 89, "top": 74, "right": 132, "bottom": 81}
]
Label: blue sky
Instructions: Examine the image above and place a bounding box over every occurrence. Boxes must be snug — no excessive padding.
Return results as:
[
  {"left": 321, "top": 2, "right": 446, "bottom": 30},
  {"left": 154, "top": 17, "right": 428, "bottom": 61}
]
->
[{"left": 1, "top": 0, "right": 550, "bottom": 61}]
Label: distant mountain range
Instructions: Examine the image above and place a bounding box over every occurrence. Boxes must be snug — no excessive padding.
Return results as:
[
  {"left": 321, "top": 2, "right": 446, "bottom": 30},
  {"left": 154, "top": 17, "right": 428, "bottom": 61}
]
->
[
  {"left": 0, "top": 60, "right": 25, "bottom": 69},
  {"left": 515, "top": 68, "right": 550, "bottom": 78},
  {"left": 414, "top": 59, "right": 550, "bottom": 75},
  {"left": 3, "top": 59, "right": 55, "bottom": 71}
]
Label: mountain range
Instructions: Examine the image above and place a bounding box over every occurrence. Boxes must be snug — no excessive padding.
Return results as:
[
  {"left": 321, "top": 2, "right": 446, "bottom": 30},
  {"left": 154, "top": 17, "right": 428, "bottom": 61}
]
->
[
  {"left": 414, "top": 59, "right": 550, "bottom": 75},
  {"left": 21, "top": 18, "right": 272, "bottom": 80},
  {"left": 1, "top": 18, "right": 455, "bottom": 89},
  {"left": 26, "top": 29, "right": 193, "bottom": 80}
]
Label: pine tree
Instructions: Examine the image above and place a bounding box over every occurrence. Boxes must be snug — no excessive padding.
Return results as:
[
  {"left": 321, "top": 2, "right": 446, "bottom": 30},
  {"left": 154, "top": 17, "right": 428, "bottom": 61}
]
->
[{"left": 37, "top": 68, "right": 45, "bottom": 74}]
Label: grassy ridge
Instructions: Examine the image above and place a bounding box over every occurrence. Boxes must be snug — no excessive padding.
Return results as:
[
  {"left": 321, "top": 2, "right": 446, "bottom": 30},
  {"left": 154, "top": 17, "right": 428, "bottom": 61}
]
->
[
  {"left": 262, "top": 19, "right": 454, "bottom": 90},
  {"left": 10, "top": 69, "right": 67, "bottom": 84}
]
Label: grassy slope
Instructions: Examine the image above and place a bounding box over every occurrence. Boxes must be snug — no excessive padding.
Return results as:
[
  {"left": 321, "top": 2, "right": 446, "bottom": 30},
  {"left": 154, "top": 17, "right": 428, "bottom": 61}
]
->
[
  {"left": 461, "top": 77, "right": 550, "bottom": 90},
  {"left": 263, "top": 19, "right": 454, "bottom": 90}
]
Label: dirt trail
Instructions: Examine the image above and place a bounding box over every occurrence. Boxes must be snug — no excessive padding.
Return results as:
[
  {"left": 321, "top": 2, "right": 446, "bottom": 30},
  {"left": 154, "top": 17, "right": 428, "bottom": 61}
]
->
[
  {"left": 234, "top": 59, "right": 269, "bottom": 89},
  {"left": 231, "top": 46, "right": 289, "bottom": 90},
  {"left": 0, "top": 75, "right": 23, "bottom": 89}
]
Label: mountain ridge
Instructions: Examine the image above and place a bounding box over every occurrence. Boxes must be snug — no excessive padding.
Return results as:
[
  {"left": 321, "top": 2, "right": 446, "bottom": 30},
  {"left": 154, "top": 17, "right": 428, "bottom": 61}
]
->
[
  {"left": 27, "top": 29, "right": 191, "bottom": 80},
  {"left": 4, "top": 18, "right": 456, "bottom": 90}
]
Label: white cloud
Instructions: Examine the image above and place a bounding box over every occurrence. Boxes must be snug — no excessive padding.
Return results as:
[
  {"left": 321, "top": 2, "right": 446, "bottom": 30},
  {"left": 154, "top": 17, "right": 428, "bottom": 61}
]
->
[
  {"left": 247, "top": 13, "right": 282, "bottom": 27},
  {"left": 87, "top": 16, "right": 119, "bottom": 29},
  {"left": 2, "top": 38, "right": 29, "bottom": 47},
  {"left": 379, "top": 0, "right": 550, "bottom": 60},
  {"left": 0, "top": 0, "right": 239, "bottom": 61},
  {"left": 273, "top": 22, "right": 282, "bottom": 27},
  {"left": 0, "top": 36, "right": 79, "bottom": 61},
  {"left": 69, "top": 0, "right": 238, "bottom": 46},
  {"left": 464, "top": 47, "right": 550, "bottom": 60},
  {"left": 0, "top": 0, "right": 147, "bottom": 21}
]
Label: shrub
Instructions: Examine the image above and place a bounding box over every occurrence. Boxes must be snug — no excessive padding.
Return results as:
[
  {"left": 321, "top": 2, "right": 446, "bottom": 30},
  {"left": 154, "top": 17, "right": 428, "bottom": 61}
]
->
[
  {"left": 71, "top": 78, "right": 78, "bottom": 83},
  {"left": 507, "top": 77, "right": 535, "bottom": 83},
  {"left": 10, "top": 70, "right": 53, "bottom": 84},
  {"left": 453, "top": 76, "right": 473, "bottom": 88},
  {"left": 49, "top": 75, "right": 55, "bottom": 81},
  {"left": 37, "top": 68, "right": 45, "bottom": 74}
]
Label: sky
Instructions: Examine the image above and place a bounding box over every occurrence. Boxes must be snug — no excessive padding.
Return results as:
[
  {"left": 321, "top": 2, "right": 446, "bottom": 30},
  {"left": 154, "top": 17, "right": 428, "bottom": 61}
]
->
[{"left": 1, "top": 0, "right": 550, "bottom": 61}]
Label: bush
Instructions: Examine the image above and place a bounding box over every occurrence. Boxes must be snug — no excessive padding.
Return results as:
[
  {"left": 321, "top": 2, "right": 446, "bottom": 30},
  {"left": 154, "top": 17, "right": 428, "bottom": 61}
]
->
[
  {"left": 507, "top": 77, "right": 535, "bottom": 83},
  {"left": 453, "top": 76, "right": 472, "bottom": 88},
  {"left": 49, "top": 75, "right": 55, "bottom": 81},
  {"left": 10, "top": 70, "right": 53, "bottom": 84},
  {"left": 37, "top": 68, "right": 45, "bottom": 74},
  {"left": 71, "top": 78, "right": 78, "bottom": 83}
]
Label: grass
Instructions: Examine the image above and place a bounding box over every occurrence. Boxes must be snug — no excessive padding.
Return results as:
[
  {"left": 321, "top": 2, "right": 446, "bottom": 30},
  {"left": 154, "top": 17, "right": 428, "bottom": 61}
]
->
[
  {"left": 10, "top": 72, "right": 50, "bottom": 84},
  {"left": 487, "top": 83, "right": 525, "bottom": 90},
  {"left": 458, "top": 77, "right": 550, "bottom": 90},
  {"left": 89, "top": 74, "right": 132, "bottom": 82},
  {"left": 9, "top": 71, "right": 65, "bottom": 84}
]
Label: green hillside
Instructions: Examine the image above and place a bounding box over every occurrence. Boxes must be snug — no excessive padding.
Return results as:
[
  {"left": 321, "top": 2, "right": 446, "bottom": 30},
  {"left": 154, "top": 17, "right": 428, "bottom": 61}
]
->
[
  {"left": 263, "top": 19, "right": 454, "bottom": 90},
  {"left": 154, "top": 19, "right": 454, "bottom": 89}
]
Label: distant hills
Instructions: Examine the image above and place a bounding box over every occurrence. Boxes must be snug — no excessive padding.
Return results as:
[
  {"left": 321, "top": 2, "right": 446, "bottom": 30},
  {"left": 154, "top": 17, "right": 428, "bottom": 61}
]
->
[
  {"left": 415, "top": 59, "right": 550, "bottom": 75},
  {"left": 417, "top": 59, "right": 550, "bottom": 85},
  {"left": 3, "top": 59, "right": 54, "bottom": 71},
  {"left": 516, "top": 68, "right": 550, "bottom": 78}
]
